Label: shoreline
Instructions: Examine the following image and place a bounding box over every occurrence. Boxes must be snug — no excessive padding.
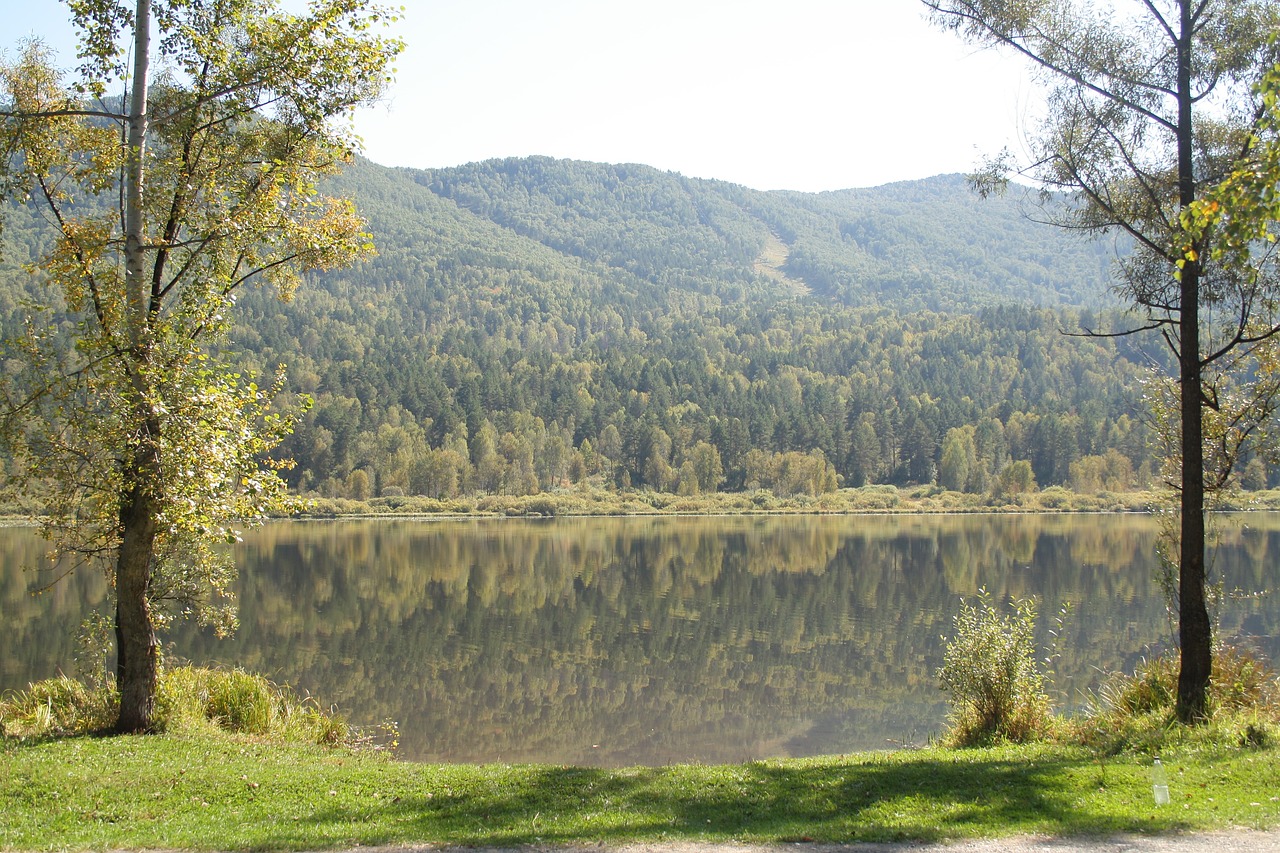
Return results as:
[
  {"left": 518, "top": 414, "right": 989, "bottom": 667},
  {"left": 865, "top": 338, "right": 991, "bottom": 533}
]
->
[{"left": 7, "top": 486, "right": 1280, "bottom": 524}]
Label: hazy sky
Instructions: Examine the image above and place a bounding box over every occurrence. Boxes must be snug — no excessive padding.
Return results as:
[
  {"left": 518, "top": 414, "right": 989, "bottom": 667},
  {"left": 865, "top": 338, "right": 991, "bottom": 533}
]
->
[{"left": 4, "top": 1, "right": 1040, "bottom": 192}]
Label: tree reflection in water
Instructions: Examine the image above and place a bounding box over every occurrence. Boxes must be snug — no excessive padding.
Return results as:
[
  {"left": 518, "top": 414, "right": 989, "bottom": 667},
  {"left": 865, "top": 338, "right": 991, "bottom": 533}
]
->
[{"left": 6, "top": 514, "right": 1280, "bottom": 766}]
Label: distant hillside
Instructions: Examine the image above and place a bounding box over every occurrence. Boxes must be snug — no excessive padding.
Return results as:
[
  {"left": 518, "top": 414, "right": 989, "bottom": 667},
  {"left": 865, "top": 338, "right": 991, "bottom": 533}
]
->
[
  {"left": 410, "top": 157, "right": 1121, "bottom": 312},
  {"left": 2, "top": 155, "right": 1207, "bottom": 501}
]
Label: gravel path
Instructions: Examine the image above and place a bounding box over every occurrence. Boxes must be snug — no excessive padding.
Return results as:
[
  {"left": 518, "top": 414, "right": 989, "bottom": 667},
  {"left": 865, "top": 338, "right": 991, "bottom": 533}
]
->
[{"left": 378, "top": 832, "right": 1280, "bottom": 853}]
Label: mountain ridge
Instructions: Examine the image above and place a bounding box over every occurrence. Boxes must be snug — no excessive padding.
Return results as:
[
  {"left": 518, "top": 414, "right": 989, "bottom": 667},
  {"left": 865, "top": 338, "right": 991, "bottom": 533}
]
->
[{"left": 400, "top": 157, "right": 1120, "bottom": 312}]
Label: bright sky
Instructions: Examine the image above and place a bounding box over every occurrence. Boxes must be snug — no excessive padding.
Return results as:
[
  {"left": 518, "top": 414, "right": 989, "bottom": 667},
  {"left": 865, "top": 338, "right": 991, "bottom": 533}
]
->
[{"left": 4, "top": 0, "right": 1040, "bottom": 193}]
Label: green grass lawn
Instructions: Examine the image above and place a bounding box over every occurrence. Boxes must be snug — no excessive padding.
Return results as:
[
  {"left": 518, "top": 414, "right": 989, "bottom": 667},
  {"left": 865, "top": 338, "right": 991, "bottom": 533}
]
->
[{"left": 3, "top": 733, "right": 1278, "bottom": 851}]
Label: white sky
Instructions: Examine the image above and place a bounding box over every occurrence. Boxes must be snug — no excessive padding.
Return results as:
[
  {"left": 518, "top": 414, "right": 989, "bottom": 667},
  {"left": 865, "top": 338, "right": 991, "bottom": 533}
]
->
[{"left": 4, "top": 0, "right": 1040, "bottom": 193}]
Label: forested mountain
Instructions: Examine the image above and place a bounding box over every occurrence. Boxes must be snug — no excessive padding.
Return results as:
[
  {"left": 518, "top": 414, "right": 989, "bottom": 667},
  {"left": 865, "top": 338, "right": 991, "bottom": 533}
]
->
[
  {"left": 416, "top": 158, "right": 1120, "bottom": 311},
  {"left": 3, "top": 155, "right": 1227, "bottom": 501}
]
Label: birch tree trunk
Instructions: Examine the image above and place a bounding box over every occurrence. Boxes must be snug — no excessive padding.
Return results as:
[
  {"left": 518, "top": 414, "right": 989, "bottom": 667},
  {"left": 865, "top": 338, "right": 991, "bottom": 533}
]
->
[{"left": 114, "top": 0, "right": 158, "bottom": 734}]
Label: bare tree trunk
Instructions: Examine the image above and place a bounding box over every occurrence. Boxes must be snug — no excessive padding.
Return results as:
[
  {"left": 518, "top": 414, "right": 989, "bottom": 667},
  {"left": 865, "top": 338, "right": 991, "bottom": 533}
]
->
[
  {"left": 1177, "top": 261, "right": 1212, "bottom": 723},
  {"left": 114, "top": 457, "right": 160, "bottom": 733},
  {"left": 1175, "top": 0, "right": 1211, "bottom": 723}
]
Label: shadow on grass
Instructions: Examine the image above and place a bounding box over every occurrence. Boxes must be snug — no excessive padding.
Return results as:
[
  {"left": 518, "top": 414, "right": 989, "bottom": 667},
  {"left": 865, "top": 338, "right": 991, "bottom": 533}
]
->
[{"left": 278, "top": 751, "right": 1189, "bottom": 848}]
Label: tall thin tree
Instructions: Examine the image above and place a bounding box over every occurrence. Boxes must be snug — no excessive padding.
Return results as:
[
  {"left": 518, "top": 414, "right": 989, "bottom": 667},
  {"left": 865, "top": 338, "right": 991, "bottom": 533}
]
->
[{"left": 923, "top": 0, "right": 1280, "bottom": 721}]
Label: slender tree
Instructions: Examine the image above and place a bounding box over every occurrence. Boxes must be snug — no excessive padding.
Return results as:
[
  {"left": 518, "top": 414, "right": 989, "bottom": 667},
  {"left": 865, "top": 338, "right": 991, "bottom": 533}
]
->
[
  {"left": 923, "top": 0, "right": 1280, "bottom": 721},
  {"left": 0, "top": 0, "right": 401, "bottom": 732}
]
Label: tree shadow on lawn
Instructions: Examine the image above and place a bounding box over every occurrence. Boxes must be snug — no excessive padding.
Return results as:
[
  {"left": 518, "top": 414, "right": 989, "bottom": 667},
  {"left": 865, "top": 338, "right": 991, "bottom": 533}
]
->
[{"left": 281, "top": 751, "right": 1187, "bottom": 848}]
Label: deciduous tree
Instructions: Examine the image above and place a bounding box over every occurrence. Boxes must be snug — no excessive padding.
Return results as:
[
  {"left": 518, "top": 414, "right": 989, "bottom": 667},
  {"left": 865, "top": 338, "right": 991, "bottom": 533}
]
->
[
  {"left": 924, "top": 0, "right": 1280, "bottom": 721},
  {"left": 0, "top": 0, "right": 400, "bottom": 732}
]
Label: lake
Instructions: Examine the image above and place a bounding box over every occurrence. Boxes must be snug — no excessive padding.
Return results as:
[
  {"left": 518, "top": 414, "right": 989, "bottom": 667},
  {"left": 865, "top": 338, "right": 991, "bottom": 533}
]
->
[{"left": 4, "top": 513, "right": 1280, "bottom": 766}]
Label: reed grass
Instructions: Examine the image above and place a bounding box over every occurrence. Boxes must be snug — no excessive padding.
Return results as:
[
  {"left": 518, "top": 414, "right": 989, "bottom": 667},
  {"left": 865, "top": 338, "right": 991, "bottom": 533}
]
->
[
  {"left": 1068, "top": 643, "right": 1280, "bottom": 757},
  {"left": 0, "top": 665, "right": 382, "bottom": 749}
]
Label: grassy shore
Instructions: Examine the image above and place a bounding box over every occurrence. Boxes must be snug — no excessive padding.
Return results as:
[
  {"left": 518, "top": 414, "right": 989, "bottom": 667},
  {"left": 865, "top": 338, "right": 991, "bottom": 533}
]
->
[
  {"left": 4, "top": 660, "right": 1280, "bottom": 850},
  {"left": 3, "top": 732, "right": 1279, "bottom": 851}
]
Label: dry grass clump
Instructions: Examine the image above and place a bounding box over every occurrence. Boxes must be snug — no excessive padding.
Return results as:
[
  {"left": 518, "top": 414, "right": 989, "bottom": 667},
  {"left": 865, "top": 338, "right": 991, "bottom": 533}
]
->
[
  {"left": 1070, "top": 643, "right": 1279, "bottom": 755},
  {"left": 0, "top": 674, "right": 117, "bottom": 737},
  {"left": 1, "top": 665, "right": 393, "bottom": 750}
]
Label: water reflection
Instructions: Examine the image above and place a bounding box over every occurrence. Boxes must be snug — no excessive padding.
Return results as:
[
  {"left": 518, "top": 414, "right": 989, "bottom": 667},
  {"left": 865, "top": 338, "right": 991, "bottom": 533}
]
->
[{"left": 5, "top": 514, "right": 1280, "bottom": 766}]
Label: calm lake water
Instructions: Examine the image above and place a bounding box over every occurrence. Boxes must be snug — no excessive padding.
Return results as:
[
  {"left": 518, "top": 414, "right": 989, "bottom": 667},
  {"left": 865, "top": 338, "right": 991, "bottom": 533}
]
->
[{"left": 5, "top": 513, "right": 1280, "bottom": 766}]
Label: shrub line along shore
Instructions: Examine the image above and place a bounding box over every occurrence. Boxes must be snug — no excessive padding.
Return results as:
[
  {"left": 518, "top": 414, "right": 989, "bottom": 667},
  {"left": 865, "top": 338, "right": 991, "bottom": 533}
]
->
[
  {"left": 285, "top": 485, "right": 1280, "bottom": 520},
  {"left": 6, "top": 485, "right": 1280, "bottom": 523}
]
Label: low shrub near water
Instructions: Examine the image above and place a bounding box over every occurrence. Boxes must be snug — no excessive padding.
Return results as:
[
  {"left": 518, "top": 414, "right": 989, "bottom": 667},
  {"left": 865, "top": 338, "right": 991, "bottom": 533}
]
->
[
  {"left": 0, "top": 665, "right": 384, "bottom": 749},
  {"left": 0, "top": 674, "right": 117, "bottom": 737},
  {"left": 937, "top": 590, "right": 1053, "bottom": 746},
  {"left": 285, "top": 484, "right": 1194, "bottom": 518}
]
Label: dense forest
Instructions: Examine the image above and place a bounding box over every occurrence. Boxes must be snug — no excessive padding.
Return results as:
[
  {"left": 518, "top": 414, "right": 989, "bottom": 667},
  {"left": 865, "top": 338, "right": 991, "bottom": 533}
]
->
[{"left": 2, "top": 155, "right": 1244, "bottom": 501}]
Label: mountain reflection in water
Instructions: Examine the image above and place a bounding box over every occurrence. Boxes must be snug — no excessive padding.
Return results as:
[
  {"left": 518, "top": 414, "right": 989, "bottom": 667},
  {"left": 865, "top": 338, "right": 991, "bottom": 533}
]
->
[{"left": 6, "top": 514, "right": 1280, "bottom": 766}]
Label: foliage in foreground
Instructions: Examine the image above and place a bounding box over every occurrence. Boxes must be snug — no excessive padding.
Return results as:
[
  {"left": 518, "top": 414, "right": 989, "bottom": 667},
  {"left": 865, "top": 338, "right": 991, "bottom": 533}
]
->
[
  {"left": 2, "top": 653, "right": 1280, "bottom": 849},
  {"left": 927, "top": 0, "right": 1280, "bottom": 728},
  {"left": 0, "top": 0, "right": 403, "bottom": 733},
  {"left": 1071, "top": 644, "right": 1280, "bottom": 757},
  {"left": 0, "top": 666, "right": 384, "bottom": 750}
]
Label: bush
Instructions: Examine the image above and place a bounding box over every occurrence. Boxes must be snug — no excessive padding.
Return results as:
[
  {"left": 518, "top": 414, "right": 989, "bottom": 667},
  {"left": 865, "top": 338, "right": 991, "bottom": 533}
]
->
[
  {"left": 159, "top": 666, "right": 354, "bottom": 744},
  {"left": 847, "top": 485, "right": 901, "bottom": 509},
  {"left": 938, "top": 589, "right": 1052, "bottom": 746},
  {"left": 1036, "top": 486, "right": 1072, "bottom": 509},
  {"left": 205, "top": 668, "right": 280, "bottom": 733},
  {"left": 1213, "top": 643, "right": 1277, "bottom": 713}
]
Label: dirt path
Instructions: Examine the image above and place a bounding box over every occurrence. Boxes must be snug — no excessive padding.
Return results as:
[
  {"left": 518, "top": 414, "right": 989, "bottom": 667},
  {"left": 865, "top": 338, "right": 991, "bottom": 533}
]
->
[{"left": 381, "top": 830, "right": 1280, "bottom": 853}]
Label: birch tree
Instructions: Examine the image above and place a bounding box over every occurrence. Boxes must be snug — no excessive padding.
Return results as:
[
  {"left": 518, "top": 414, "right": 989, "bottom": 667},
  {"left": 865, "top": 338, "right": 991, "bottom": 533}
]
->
[{"left": 0, "top": 0, "right": 401, "bottom": 732}]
